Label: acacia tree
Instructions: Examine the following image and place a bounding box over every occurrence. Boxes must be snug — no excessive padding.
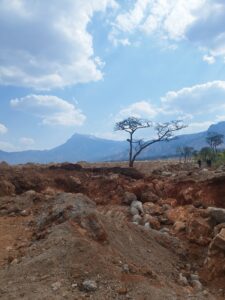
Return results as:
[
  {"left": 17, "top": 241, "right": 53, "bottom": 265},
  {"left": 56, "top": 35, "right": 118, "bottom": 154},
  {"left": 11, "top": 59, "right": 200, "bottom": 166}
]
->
[
  {"left": 206, "top": 132, "right": 224, "bottom": 154},
  {"left": 115, "top": 117, "right": 186, "bottom": 167}
]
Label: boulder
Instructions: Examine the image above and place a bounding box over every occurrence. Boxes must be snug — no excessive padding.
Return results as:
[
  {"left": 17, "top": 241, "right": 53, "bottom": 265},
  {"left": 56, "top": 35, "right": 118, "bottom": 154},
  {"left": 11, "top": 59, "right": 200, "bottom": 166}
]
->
[
  {"left": 209, "top": 228, "right": 225, "bottom": 251},
  {"left": 123, "top": 192, "right": 137, "bottom": 205},
  {"left": 173, "top": 221, "right": 186, "bottom": 233},
  {"left": 204, "top": 229, "right": 225, "bottom": 280},
  {"left": 141, "top": 191, "right": 159, "bottom": 203},
  {"left": 130, "top": 200, "right": 143, "bottom": 216},
  {"left": 186, "top": 217, "right": 212, "bottom": 246},
  {"left": 143, "top": 202, "right": 163, "bottom": 216},
  {"left": 132, "top": 214, "right": 142, "bottom": 224},
  {"left": 143, "top": 214, "right": 160, "bottom": 230},
  {"left": 0, "top": 180, "right": 15, "bottom": 196},
  {"left": 207, "top": 207, "right": 225, "bottom": 224}
]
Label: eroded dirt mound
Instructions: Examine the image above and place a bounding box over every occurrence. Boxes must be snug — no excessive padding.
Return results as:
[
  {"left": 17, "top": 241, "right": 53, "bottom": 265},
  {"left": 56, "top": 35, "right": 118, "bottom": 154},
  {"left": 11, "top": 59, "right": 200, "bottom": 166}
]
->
[{"left": 0, "top": 161, "right": 225, "bottom": 299}]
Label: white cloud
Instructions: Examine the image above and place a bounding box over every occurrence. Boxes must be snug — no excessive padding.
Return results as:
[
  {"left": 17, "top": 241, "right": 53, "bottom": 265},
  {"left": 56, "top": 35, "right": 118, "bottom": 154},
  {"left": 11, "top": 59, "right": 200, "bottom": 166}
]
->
[
  {"left": 203, "top": 55, "right": 215, "bottom": 64},
  {"left": 115, "top": 81, "right": 225, "bottom": 135},
  {"left": 111, "top": 0, "right": 225, "bottom": 61},
  {"left": 112, "top": 0, "right": 206, "bottom": 43},
  {"left": 19, "top": 137, "right": 35, "bottom": 146},
  {"left": 0, "top": 123, "right": 8, "bottom": 134},
  {"left": 160, "top": 80, "right": 225, "bottom": 132},
  {"left": 0, "top": 0, "right": 117, "bottom": 90},
  {"left": 117, "top": 100, "right": 159, "bottom": 120},
  {"left": 10, "top": 94, "right": 86, "bottom": 126}
]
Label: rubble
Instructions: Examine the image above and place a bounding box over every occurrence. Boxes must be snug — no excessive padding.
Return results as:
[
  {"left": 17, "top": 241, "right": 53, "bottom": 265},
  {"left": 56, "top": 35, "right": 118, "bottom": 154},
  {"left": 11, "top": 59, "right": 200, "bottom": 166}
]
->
[{"left": 0, "top": 161, "right": 224, "bottom": 299}]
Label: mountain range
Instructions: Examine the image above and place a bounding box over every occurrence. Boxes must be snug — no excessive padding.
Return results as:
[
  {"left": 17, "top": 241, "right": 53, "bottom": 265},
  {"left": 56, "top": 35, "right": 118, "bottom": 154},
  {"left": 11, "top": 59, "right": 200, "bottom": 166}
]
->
[{"left": 1, "top": 121, "right": 225, "bottom": 164}]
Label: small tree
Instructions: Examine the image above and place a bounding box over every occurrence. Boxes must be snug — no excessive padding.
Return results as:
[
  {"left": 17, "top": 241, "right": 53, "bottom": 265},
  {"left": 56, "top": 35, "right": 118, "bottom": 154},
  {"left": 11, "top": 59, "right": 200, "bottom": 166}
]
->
[
  {"left": 115, "top": 117, "right": 186, "bottom": 167},
  {"left": 199, "top": 147, "right": 214, "bottom": 162},
  {"left": 206, "top": 132, "right": 224, "bottom": 153},
  {"left": 176, "top": 146, "right": 194, "bottom": 163}
]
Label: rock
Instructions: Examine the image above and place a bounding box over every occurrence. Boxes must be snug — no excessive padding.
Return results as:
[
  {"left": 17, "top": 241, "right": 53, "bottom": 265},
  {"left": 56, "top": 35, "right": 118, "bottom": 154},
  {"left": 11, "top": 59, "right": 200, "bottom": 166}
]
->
[
  {"left": 165, "top": 207, "right": 189, "bottom": 223},
  {"left": 210, "top": 228, "right": 225, "bottom": 251},
  {"left": 130, "top": 200, "right": 143, "bottom": 216},
  {"left": 178, "top": 273, "right": 188, "bottom": 286},
  {"left": 122, "top": 264, "right": 130, "bottom": 273},
  {"left": 130, "top": 206, "right": 139, "bottom": 216},
  {"left": 213, "top": 223, "right": 225, "bottom": 236},
  {"left": 186, "top": 217, "right": 212, "bottom": 246},
  {"left": 158, "top": 216, "right": 173, "bottom": 225},
  {"left": 144, "top": 214, "right": 160, "bottom": 230},
  {"left": 51, "top": 281, "right": 61, "bottom": 291},
  {"left": 141, "top": 191, "right": 159, "bottom": 203},
  {"left": 117, "top": 287, "right": 128, "bottom": 295},
  {"left": 207, "top": 207, "right": 225, "bottom": 224},
  {"left": 173, "top": 221, "right": 186, "bottom": 233},
  {"left": 144, "top": 222, "right": 151, "bottom": 229},
  {"left": 191, "top": 280, "right": 202, "bottom": 292},
  {"left": 202, "top": 290, "right": 209, "bottom": 296},
  {"left": 143, "top": 203, "right": 163, "bottom": 216},
  {"left": 162, "top": 204, "right": 171, "bottom": 211},
  {"left": 20, "top": 210, "right": 30, "bottom": 216},
  {"left": 204, "top": 229, "right": 225, "bottom": 280},
  {"left": 69, "top": 176, "right": 82, "bottom": 185},
  {"left": 123, "top": 192, "right": 137, "bottom": 205},
  {"left": 82, "top": 280, "right": 97, "bottom": 292},
  {"left": 132, "top": 214, "right": 142, "bottom": 224},
  {"left": 0, "top": 180, "right": 15, "bottom": 196},
  {"left": 161, "top": 171, "right": 172, "bottom": 177},
  {"left": 190, "top": 274, "right": 199, "bottom": 281}
]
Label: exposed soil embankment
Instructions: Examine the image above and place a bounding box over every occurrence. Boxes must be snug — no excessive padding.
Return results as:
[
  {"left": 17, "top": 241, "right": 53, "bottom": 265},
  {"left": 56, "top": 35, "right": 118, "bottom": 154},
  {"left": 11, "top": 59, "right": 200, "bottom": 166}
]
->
[{"left": 0, "top": 161, "right": 225, "bottom": 299}]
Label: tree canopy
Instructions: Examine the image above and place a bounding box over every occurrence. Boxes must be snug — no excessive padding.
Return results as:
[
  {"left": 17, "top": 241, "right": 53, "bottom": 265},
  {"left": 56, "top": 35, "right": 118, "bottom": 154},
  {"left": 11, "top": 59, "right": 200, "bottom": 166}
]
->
[{"left": 115, "top": 117, "right": 186, "bottom": 167}]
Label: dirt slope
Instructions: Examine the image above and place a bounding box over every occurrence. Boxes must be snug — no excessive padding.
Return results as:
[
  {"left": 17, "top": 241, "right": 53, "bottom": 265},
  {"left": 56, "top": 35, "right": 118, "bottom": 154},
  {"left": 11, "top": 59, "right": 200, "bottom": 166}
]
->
[{"left": 0, "top": 161, "right": 224, "bottom": 299}]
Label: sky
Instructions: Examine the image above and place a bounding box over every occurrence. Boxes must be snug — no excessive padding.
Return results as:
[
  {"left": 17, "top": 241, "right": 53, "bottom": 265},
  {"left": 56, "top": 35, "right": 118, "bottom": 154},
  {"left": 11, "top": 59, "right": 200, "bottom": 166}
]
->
[{"left": 1, "top": 0, "right": 225, "bottom": 151}]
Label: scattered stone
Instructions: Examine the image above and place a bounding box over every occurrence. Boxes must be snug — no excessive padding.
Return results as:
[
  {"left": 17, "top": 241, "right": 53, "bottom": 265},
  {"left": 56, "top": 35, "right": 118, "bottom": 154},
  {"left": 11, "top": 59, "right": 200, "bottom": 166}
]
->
[
  {"left": 191, "top": 280, "right": 202, "bottom": 292},
  {"left": 190, "top": 274, "right": 199, "bottom": 281},
  {"left": 132, "top": 214, "right": 142, "bottom": 224},
  {"left": 173, "top": 221, "right": 186, "bottom": 233},
  {"left": 160, "top": 228, "right": 170, "bottom": 234},
  {"left": 130, "top": 200, "right": 144, "bottom": 216},
  {"left": 123, "top": 192, "right": 137, "bottom": 205},
  {"left": 202, "top": 290, "right": 209, "bottom": 296},
  {"left": 20, "top": 210, "right": 30, "bottom": 216},
  {"left": 144, "top": 222, "right": 151, "bottom": 229},
  {"left": 178, "top": 273, "right": 188, "bottom": 286},
  {"left": 207, "top": 207, "right": 225, "bottom": 224},
  {"left": 122, "top": 264, "right": 130, "bottom": 273},
  {"left": 51, "top": 281, "right": 61, "bottom": 291},
  {"left": 82, "top": 280, "right": 97, "bottom": 292},
  {"left": 117, "top": 287, "right": 128, "bottom": 295},
  {"left": 186, "top": 217, "right": 211, "bottom": 246},
  {"left": 209, "top": 228, "right": 225, "bottom": 251},
  {"left": 0, "top": 180, "right": 15, "bottom": 196},
  {"left": 144, "top": 214, "right": 161, "bottom": 230},
  {"left": 141, "top": 191, "right": 159, "bottom": 203}
]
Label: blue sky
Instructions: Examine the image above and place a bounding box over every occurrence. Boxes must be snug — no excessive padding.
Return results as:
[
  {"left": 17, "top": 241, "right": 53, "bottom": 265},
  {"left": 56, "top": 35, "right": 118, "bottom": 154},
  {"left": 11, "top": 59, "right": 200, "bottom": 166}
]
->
[{"left": 1, "top": 0, "right": 225, "bottom": 151}]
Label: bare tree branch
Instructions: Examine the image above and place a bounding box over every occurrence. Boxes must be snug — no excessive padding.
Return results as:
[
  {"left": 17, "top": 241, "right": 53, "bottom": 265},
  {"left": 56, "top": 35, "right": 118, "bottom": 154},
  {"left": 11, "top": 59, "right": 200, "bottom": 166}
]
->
[{"left": 115, "top": 117, "right": 187, "bottom": 167}]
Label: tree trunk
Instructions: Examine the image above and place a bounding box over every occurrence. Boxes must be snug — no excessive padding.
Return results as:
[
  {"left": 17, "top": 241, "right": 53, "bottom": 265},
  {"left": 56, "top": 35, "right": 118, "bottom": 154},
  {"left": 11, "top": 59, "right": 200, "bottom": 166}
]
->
[
  {"left": 129, "top": 160, "right": 134, "bottom": 167},
  {"left": 129, "top": 133, "right": 133, "bottom": 167}
]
